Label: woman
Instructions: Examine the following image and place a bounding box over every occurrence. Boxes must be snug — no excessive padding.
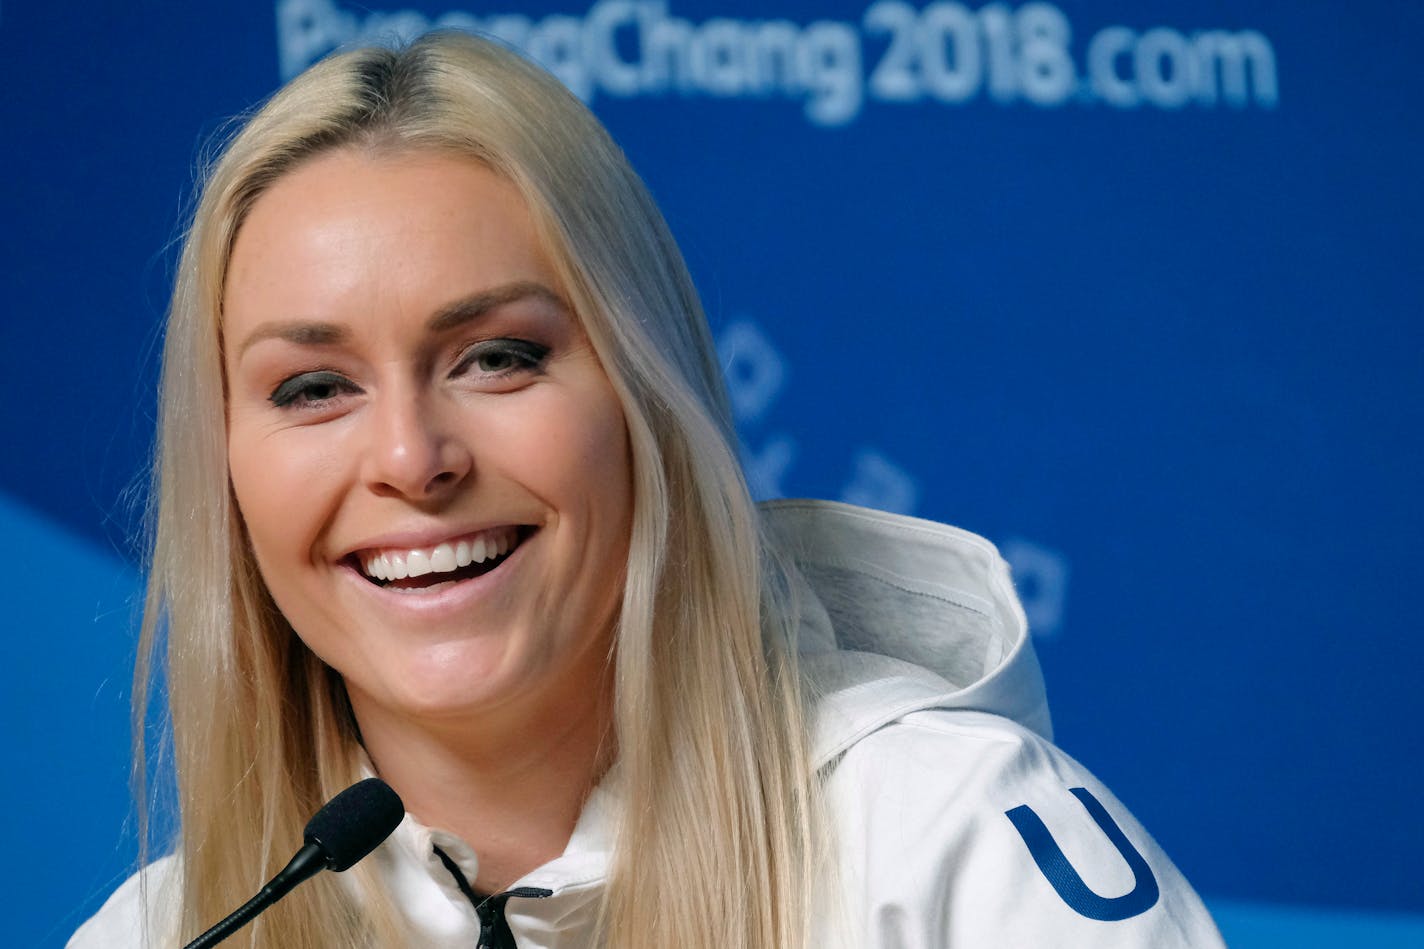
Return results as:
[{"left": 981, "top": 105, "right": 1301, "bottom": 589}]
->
[{"left": 71, "top": 31, "right": 1222, "bottom": 949}]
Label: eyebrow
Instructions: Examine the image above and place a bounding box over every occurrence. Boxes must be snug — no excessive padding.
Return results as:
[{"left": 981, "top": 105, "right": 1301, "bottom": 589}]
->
[
  {"left": 427, "top": 280, "right": 566, "bottom": 333},
  {"left": 234, "top": 281, "right": 567, "bottom": 358}
]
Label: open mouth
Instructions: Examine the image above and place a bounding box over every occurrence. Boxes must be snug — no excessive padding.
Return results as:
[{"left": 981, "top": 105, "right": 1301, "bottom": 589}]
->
[{"left": 351, "top": 526, "right": 534, "bottom": 592}]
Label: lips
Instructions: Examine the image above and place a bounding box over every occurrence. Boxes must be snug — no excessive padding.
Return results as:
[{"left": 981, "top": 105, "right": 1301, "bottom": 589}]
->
[{"left": 354, "top": 526, "right": 529, "bottom": 588}]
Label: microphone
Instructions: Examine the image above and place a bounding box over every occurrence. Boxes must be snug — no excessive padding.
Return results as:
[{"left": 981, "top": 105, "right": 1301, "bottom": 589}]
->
[{"left": 183, "top": 778, "right": 405, "bottom": 949}]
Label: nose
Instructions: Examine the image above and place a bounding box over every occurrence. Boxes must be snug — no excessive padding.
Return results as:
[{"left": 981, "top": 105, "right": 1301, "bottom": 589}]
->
[{"left": 361, "top": 390, "right": 472, "bottom": 501}]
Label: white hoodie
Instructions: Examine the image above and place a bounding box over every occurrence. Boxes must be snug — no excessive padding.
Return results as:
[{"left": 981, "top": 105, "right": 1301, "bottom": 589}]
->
[{"left": 70, "top": 500, "right": 1224, "bottom": 948}]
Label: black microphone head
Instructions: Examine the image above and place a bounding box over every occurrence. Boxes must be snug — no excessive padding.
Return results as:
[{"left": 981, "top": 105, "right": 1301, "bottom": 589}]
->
[{"left": 303, "top": 778, "right": 405, "bottom": 872}]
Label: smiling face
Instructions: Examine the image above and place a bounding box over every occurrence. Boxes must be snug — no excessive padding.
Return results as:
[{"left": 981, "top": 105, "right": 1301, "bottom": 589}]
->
[{"left": 223, "top": 149, "right": 633, "bottom": 733}]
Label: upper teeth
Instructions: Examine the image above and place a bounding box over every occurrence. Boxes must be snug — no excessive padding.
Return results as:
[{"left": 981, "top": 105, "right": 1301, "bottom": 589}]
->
[{"left": 362, "top": 528, "right": 517, "bottom": 582}]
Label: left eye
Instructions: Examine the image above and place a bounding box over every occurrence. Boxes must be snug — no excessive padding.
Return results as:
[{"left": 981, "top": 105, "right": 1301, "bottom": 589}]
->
[
  {"left": 455, "top": 339, "right": 550, "bottom": 378},
  {"left": 269, "top": 370, "right": 360, "bottom": 408}
]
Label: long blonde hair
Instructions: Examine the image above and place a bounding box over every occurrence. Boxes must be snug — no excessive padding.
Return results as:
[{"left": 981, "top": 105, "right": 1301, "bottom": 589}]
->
[{"left": 138, "top": 30, "right": 819, "bottom": 949}]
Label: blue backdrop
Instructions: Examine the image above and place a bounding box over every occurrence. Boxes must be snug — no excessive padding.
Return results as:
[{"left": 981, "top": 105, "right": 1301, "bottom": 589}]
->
[{"left": 3, "top": 2, "right": 1421, "bottom": 946}]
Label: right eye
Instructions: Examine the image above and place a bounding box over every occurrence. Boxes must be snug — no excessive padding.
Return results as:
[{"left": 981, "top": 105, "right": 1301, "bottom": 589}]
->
[{"left": 268, "top": 370, "right": 361, "bottom": 408}]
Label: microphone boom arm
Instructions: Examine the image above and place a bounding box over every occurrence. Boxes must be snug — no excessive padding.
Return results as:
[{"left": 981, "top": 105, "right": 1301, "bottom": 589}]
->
[
  {"left": 180, "top": 779, "right": 404, "bottom": 948},
  {"left": 182, "top": 842, "right": 326, "bottom": 949}
]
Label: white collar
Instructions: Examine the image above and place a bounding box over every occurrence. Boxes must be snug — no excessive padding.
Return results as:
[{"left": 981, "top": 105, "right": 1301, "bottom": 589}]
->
[{"left": 348, "top": 760, "right": 620, "bottom": 947}]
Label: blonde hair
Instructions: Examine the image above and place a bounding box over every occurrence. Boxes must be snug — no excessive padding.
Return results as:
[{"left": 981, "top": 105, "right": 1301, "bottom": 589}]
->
[{"left": 137, "top": 30, "right": 820, "bottom": 949}]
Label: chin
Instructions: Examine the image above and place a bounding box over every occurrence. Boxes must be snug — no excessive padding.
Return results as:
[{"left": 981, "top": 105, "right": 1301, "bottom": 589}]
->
[{"left": 398, "top": 648, "right": 525, "bottom": 717}]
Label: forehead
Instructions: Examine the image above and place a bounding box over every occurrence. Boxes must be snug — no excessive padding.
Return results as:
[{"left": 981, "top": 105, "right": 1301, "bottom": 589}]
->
[{"left": 222, "top": 149, "right": 561, "bottom": 335}]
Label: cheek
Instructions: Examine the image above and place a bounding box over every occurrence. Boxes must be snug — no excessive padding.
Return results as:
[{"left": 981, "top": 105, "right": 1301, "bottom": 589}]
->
[
  {"left": 227, "top": 423, "right": 348, "bottom": 567},
  {"left": 556, "top": 396, "right": 632, "bottom": 522},
  {"left": 569, "top": 403, "right": 635, "bottom": 604},
  {"left": 228, "top": 432, "right": 276, "bottom": 550},
  {"left": 507, "top": 384, "right": 634, "bottom": 567},
  {"left": 535, "top": 401, "right": 633, "bottom": 650}
]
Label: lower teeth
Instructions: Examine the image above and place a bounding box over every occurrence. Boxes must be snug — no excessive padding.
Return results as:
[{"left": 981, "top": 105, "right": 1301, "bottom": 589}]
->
[{"left": 389, "top": 577, "right": 458, "bottom": 594}]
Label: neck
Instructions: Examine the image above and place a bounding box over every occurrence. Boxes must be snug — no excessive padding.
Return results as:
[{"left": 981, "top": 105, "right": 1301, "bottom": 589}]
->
[{"left": 353, "top": 669, "right": 615, "bottom": 894}]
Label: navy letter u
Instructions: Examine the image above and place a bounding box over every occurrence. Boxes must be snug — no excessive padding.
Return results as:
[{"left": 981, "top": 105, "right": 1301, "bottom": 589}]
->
[{"left": 1004, "top": 787, "right": 1160, "bottom": 921}]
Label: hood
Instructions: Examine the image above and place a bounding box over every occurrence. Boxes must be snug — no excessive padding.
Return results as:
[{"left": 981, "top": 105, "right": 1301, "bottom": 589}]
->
[{"left": 760, "top": 499, "right": 1053, "bottom": 766}]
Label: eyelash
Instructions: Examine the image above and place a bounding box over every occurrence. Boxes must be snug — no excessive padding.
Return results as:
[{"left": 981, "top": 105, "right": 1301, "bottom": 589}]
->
[
  {"left": 266, "top": 339, "right": 551, "bottom": 409},
  {"left": 453, "top": 338, "right": 551, "bottom": 379},
  {"left": 268, "top": 370, "right": 357, "bottom": 409}
]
